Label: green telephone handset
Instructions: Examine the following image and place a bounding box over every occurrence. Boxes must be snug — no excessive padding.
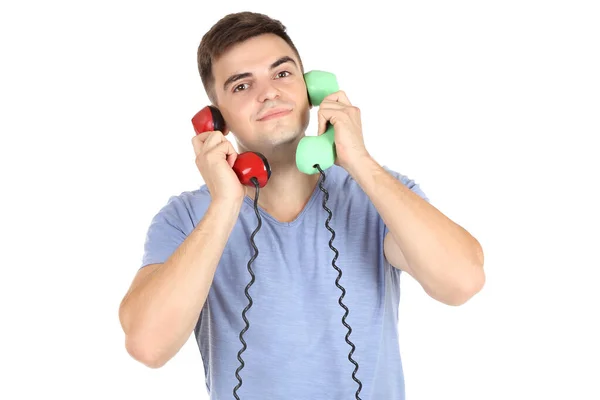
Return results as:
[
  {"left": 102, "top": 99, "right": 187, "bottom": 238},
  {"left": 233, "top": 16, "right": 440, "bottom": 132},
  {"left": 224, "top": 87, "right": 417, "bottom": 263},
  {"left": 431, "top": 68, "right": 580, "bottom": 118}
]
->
[{"left": 296, "top": 70, "right": 340, "bottom": 174}]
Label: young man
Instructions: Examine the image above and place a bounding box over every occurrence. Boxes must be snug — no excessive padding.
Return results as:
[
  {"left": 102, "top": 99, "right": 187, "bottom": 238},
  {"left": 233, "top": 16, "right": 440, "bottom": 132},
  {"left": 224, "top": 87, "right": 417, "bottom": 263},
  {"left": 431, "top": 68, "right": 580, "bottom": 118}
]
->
[{"left": 118, "top": 11, "right": 485, "bottom": 400}]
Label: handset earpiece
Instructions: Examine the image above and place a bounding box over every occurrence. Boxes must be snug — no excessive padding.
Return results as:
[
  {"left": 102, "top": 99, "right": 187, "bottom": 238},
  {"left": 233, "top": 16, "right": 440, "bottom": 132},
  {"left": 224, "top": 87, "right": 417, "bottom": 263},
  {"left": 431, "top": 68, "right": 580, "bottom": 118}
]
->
[
  {"left": 295, "top": 70, "right": 340, "bottom": 174},
  {"left": 191, "top": 106, "right": 271, "bottom": 188}
]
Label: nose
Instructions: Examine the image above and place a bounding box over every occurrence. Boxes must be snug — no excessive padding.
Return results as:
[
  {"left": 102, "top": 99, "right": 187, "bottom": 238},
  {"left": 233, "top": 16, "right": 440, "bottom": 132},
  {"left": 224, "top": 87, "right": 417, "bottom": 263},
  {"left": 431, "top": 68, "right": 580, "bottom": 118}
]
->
[{"left": 257, "top": 80, "right": 280, "bottom": 103}]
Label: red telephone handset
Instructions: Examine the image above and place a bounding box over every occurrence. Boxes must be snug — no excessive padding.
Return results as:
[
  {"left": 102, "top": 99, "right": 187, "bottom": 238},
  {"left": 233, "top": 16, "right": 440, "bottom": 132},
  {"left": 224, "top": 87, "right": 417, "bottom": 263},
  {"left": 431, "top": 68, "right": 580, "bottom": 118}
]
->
[{"left": 191, "top": 106, "right": 271, "bottom": 188}]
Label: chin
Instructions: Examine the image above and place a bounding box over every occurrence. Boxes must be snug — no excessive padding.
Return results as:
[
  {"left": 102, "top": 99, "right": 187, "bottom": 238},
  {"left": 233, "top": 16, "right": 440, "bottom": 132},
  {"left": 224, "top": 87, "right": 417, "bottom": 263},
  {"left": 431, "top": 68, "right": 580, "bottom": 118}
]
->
[
  {"left": 264, "top": 131, "right": 299, "bottom": 149},
  {"left": 246, "top": 116, "right": 308, "bottom": 150}
]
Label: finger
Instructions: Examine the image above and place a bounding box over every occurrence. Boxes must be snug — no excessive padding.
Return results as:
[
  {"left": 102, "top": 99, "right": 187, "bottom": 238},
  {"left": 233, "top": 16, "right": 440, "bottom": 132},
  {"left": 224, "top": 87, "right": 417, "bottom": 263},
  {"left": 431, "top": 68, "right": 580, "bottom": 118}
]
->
[
  {"left": 192, "top": 134, "right": 205, "bottom": 155},
  {"left": 209, "top": 140, "right": 238, "bottom": 168},
  {"left": 317, "top": 107, "right": 328, "bottom": 135},
  {"left": 194, "top": 130, "right": 227, "bottom": 146},
  {"left": 224, "top": 143, "right": 238, "bottom": 168},
  {"left": 320, "top": 101, "right": 361, "bottom": 120},
  {"left": 317, "top": 108, "right": 344, "bottom": 134},
  {"left": 323, "top": 90, "right": 351, "bottom": 105},
  {"left": 318, "top": 100, "right": 347, "bottom": 110},
  {"left": 203, "top": 131, "right": 228, "bottom": 150},
  {"left": 191, "top": 131, "right": 212, "bottom": 154},
  {"left": 192, "top": 130, "right": 225, "bottom": 155},
  {"left": 192, "top": 130, "right": 216, "bottom": 145}
]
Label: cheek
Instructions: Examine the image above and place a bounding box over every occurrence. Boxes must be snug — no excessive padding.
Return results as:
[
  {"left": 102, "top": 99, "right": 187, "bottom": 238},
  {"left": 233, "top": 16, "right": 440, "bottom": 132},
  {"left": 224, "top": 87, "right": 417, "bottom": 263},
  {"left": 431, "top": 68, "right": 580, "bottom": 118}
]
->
[
  {"left": 292, "top": 84, "right": 309, "bottom": 107},
  {"left": 223, "top": 100, "right": 255, "bottom": 131}
]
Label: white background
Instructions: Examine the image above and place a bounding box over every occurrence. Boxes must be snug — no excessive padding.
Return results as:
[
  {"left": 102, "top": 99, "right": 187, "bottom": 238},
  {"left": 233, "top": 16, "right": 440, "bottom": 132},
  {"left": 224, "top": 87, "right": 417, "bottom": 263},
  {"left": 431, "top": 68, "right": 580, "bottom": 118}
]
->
[{"left": 1, "top": 0, "right": 598, "bottom": 399}]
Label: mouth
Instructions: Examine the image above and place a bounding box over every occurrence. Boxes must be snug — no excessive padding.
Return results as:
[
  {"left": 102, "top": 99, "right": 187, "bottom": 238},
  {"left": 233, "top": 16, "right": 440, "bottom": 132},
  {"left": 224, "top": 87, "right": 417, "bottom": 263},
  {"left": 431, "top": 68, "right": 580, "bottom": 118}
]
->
[{"left": 257, "top": 108, "right": 292, "bottom": 121}]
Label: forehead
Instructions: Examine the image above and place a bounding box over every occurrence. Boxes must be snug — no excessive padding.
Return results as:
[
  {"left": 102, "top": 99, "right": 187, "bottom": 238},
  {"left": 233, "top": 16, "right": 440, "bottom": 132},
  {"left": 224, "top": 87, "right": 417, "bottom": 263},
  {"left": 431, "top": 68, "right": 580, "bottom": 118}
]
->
[{"left": 212, "top": 34, "right": 299, "bottom": 82}]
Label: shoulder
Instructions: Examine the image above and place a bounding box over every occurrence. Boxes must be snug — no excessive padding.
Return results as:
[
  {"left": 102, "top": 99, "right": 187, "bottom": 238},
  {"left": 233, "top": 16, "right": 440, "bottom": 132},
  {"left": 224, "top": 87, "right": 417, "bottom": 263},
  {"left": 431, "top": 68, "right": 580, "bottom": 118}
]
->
[
  {"left": 326, "top": 164, "right": 429, "bottom": 202},
  {"left": 149, "top": 185, "right": 213, "bottom": 231},
  {"left": 140, "top": 185, "right": 212, "bottom": 268}
]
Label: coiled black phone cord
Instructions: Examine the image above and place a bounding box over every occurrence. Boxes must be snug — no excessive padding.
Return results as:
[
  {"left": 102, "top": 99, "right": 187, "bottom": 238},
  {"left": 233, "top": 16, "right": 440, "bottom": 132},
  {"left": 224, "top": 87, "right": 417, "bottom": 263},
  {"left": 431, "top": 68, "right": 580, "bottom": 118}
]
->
[
  {"left": 232, "top": 169, "right": 363, "bottom": 399},
  {"left": 233, "top": 177, "right": 261, "bottom": 400},
  {"left": 315, "top": 164, "right": 363, "bottom": 400}
]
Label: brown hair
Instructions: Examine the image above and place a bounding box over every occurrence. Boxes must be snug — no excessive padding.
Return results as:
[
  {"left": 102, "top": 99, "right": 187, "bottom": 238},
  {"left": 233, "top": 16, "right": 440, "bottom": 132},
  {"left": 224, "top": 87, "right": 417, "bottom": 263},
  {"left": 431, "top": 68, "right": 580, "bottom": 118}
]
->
[{"left": 197, "top": 12, "right": 304, "bottom": 104}]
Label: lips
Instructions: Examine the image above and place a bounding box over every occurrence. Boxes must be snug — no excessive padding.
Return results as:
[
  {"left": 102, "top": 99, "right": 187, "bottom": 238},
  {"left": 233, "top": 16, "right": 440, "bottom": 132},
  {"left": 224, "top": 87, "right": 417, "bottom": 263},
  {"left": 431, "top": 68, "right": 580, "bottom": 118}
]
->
[{"left": 257, "top": 107, "right": 292, "bottom": 121}]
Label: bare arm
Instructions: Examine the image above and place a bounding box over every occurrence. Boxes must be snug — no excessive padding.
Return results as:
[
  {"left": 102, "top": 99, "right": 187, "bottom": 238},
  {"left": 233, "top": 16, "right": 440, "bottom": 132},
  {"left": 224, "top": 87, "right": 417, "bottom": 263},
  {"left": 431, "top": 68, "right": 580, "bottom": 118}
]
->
[
  {"left": 349, "top": 156, "right": 485, "bottom": 306},
  {"left": 118, "top": 199, "right": 242, "bottom": 368}
]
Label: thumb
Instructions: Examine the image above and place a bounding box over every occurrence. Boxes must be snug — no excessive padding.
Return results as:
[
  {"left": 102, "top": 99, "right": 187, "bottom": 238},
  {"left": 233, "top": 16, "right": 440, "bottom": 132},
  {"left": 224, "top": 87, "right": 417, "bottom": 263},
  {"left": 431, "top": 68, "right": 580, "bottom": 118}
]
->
[
  {"left": 226, "top": 151, "right": 238, "bottom": 168},
  {"left": 317, "top": 109, "right": 328, "bottom": 135},
  {"left": 224, "top": 141, "right": 238, "bottom": 168},
  {"left": 214, "top": 140, "right": 238, "bottom": 168}
]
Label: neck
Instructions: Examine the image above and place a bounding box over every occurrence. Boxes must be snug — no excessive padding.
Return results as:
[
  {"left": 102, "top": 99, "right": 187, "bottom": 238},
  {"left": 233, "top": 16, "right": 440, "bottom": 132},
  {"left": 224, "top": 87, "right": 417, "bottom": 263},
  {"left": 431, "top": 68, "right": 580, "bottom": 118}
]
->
[{"left": 243, "top": 150, "right": 320, "bottom": 222}]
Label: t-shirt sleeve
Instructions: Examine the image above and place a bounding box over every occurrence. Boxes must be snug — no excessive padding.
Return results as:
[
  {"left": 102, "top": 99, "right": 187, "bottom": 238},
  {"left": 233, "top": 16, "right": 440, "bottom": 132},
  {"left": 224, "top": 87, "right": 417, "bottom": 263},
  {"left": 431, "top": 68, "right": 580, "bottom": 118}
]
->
[
  {"left": 382, "top": 166, "right": 429, "bottom": 202},
  {"left": 382, "top": 166, "right": 430, "bottom": 236},
  {"left": 140, "top": 195, "right": 190, "bottom": 269}
]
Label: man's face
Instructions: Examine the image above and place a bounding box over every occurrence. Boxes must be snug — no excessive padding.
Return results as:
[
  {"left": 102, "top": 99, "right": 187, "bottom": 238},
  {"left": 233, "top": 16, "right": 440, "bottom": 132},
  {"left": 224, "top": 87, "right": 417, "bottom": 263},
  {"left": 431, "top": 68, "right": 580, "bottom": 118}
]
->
[{"left": 211, "top": 34, "right": 310, "bottom": 155}]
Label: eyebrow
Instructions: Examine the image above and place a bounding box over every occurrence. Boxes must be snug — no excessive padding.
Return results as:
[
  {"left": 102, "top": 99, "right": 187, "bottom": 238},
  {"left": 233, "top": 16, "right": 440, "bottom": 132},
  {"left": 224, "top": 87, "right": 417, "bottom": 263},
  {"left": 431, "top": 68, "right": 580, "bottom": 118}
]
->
[{"left": 222, "top": 56, "right": 297, "bottom": 91}]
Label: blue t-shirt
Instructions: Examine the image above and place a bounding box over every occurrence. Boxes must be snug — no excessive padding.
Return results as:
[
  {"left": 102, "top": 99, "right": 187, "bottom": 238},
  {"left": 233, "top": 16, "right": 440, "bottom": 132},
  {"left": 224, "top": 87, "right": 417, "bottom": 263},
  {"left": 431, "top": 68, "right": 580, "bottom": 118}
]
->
[{"left": 141, "top": 164, "right": 429, "bottom": 400}]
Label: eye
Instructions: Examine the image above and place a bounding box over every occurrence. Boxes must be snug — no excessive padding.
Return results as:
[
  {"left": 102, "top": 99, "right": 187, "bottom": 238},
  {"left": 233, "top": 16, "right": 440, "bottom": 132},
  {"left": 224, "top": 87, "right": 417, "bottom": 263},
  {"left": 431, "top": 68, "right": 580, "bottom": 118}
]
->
[
  {"left": 233, "top": 83, "right": 249, "bottom": 93},
  {"left": 276, "top": 71, "right": 291, "bottom": 78}
]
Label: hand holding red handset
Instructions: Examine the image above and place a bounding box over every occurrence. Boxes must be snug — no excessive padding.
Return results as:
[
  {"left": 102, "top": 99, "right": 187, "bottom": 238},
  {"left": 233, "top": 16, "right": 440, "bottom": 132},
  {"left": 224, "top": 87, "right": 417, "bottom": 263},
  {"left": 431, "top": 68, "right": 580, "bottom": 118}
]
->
[{"left": 191, "top": 106, "right": 271, "bottom": 191}]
